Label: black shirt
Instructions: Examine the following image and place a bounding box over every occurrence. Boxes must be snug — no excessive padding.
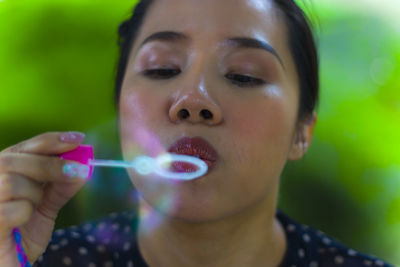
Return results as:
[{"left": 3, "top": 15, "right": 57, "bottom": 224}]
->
[{"left": 33, "top": 211, "right": 394, "bottom": 267}]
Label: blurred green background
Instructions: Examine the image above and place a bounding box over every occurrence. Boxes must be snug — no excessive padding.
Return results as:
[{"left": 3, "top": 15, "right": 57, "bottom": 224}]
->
[{"left": 0, "top": 0, "right": 399, "bottom": 265}]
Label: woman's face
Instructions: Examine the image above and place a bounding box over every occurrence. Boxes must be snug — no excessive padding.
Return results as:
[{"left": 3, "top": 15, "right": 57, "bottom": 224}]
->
[{"left": 119, "top": 0, "right": 302, "bottom": 222}]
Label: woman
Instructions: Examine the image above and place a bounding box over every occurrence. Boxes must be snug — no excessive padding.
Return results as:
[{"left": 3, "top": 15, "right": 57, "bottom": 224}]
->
[{"left": 0, "top": 0, "right": 394, "bottom": 266}]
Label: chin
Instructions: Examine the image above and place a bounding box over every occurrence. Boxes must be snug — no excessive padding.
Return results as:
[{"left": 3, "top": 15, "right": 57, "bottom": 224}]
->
[
  {"left": 129, "top": 170, "right": 268, "bottom": 224},
  {"left": 136, "top": 186, "right": 237, "bottom": 224}
]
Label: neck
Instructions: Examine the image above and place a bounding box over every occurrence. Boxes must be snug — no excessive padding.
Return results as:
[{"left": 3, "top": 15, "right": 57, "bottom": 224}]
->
[{"left": 137, "top": 192, "right": 287, "bottom": 267}]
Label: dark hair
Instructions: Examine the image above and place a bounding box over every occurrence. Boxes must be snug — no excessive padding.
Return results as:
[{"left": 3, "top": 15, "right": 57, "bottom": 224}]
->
[{"left": 115, "top": 0, "right": 319, "bottom": 121}]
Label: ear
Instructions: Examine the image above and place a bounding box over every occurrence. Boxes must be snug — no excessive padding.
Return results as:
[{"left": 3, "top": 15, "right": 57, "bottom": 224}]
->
[{"left": 287, "top": 111, "right": 317, "bottom": 161}]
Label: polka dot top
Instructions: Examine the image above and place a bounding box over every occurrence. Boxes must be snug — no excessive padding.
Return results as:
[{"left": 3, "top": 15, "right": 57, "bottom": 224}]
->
[{"left": 32, "top": 210, "right": 394, "bottom": 267}]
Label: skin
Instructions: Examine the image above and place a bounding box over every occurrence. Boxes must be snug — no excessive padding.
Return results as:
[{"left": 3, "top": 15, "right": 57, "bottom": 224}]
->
[
  {"left": 0, "top": 0, "right": 317, "bottom": 266},
  {"left": 119, "top": 0, "right": 316, "bottom": 266},
  {"left": 0, "top": 132, "right": 87, "bottom": 266}
]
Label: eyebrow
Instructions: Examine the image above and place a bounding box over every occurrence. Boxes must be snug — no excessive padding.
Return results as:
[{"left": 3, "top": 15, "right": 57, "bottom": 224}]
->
[
  {"left": 139, "top": 31, "right": 189, "bottom": 48},
  {"left": 225, "top": 37, "right": 284, "bottom": 67},
  {"left": 139, "top": 31, "right": 284, "bottom": 67}
]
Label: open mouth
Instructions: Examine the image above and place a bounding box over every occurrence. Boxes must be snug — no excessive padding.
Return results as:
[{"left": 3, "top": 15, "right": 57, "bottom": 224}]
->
[
  {"left": 167, "top": 137, "right": 219, "bottom": 173},
  {"left": 169, "top": 161, "right": 199, "bottom": 173}
]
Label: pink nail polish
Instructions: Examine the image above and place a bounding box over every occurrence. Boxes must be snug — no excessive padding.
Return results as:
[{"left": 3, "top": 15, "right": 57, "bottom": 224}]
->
[{"left": 60, "top": 132, "right": 86, "bottom": 143}]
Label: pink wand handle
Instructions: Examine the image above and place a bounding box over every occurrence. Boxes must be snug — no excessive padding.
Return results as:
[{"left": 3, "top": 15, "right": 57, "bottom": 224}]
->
[{"left": 59, "top": 144, "right": 94, "bottom": 179}]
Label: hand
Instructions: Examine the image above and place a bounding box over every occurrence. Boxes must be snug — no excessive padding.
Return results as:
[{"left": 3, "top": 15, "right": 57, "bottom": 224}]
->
[{"left": 0, "top": 132, "right": 88, "bottom": 266}]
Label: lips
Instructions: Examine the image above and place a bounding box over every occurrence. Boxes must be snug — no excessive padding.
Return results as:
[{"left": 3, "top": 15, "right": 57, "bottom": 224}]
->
[{"left": 167, "top": 137, "right": 219, "bottom": 173}]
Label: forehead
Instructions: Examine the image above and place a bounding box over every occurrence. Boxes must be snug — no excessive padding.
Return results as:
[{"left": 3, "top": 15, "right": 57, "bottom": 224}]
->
[
  {"left": 134, "top": 0, "right": 286, "bottom": 47},
  {"left": 128, "top": 0, "right": 299, "bottom": 85}
]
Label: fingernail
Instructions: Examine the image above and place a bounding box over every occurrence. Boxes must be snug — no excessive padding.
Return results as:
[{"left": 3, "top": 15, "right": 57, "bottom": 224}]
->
[
  {"left": 63, "top": 163, "right": 90, "bottom": 179},
  {"left": 60, "top": 132, "right": 86, "bottom": 143}
]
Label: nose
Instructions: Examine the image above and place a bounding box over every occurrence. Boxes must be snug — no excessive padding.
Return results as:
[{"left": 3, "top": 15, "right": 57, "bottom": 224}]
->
[{"left": 168, "top": 91, "right": 223, "bottom": 125}]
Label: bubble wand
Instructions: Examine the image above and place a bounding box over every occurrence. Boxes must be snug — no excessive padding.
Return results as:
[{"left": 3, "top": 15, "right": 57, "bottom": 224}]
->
[
  {"left": 60, "top": 145, "right": 208, "bottom": 180},
  {"left": 13, "top": 145, "right": 208, "bottom": 266}
]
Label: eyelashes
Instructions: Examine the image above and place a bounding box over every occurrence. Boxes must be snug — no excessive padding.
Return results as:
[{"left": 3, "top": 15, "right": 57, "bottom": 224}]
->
[
  {"left": 142, "top": 69, "right": 181, "bottom": 79},
  {"left": 141, "top": 68, "right": 266, "bottom": 88},
  {"left": 224, "top": 73, "right": 266, "bottom": 87}
]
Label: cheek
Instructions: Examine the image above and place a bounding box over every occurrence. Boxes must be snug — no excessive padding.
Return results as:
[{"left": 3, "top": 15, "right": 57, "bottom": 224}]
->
[
  {"left": 228, "top": 92, "right": 297, "bottom": 162},
  {"left": 119, "top": 88, "right": 166, "bottom": 158},
  {"left": 232, "top": 100, "right": 291, "bottom": 140},
  {"left": 120, "top": 88, "right": 154, "bottom": 120}
]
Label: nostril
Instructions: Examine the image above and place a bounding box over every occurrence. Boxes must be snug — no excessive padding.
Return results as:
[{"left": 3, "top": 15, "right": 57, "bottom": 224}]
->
[
  {"left": 200, "top": 109, "right": 213, "bottom": 119},
  {"left": 178, "top": 109, "right": 190, "bottom": 119}
]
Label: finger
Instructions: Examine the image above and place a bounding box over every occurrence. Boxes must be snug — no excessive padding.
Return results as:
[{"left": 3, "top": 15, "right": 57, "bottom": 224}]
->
[
  {"left": 36, "top": 179, "right": 86, "bottom": 221},
  {"left": 0, "top": 200, "right": 33, "bottom": 232},
  {"left": 0, "top": 174, "right": 43, "bottom": 206},
  {"left": 0, "top": 153, "right": 90, "bottom": 183},
  {"left": 2, "top": 132, "right": 86, "bottom": 155}
]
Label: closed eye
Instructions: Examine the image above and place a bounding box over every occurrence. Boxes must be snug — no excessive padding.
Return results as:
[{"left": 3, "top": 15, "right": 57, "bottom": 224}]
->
[
  {"left": 142, "top": 69, "right": 181, "bottom": 79},
  {"left": 225, "top": 73, "right": 266, "bottom": 87}
]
